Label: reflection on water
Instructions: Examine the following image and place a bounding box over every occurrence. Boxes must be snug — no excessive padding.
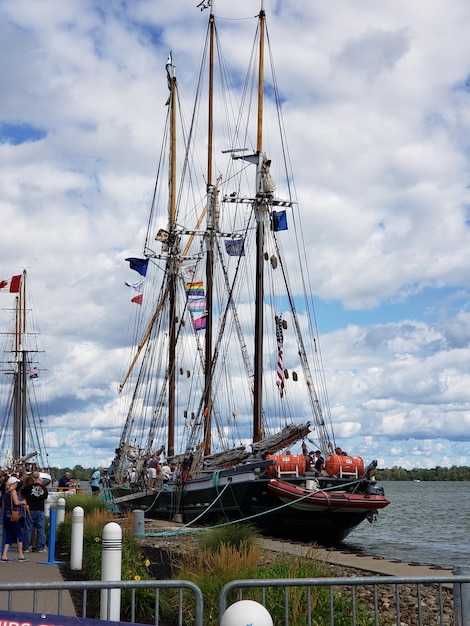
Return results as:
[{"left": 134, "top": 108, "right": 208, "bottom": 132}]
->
[{"left": 340, "top": 481, "right": 469, "bottom": 569}]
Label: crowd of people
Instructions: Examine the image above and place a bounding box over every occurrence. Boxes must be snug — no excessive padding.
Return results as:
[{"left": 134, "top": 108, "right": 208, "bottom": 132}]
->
[
  {"left": 131, "top": 445, "right": 353, "bottom": 489},
  {"left": 0, "top": 465, "right": 109, "bottom": 562},
  {"left": 0, "top": 469, "right": 48, "bottom": 562},
  {"left": 127, "top": 456, "right": 181, "bottom": 491}
]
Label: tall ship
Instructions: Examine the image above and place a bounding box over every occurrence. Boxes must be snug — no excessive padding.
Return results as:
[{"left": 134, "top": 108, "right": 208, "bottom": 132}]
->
[
  {"left": 0, "top": 270, "right": 51, "bottom": 480},
  {"left": 108, "top": 1, "right": 389, "bottom": 545}
]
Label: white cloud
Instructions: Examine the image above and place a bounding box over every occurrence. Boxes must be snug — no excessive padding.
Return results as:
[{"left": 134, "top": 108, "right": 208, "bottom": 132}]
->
[{"left": 0, "top": 0, "right": 469, "bottom": 470}]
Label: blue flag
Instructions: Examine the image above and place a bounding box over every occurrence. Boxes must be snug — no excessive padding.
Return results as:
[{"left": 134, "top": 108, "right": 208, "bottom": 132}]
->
[
  {"left": 272, "top": 210, "right": 288, "bottom": 232},
  {"left": 224, "top": 239, "right": 245, "bottom": 256},
  {"left": 125, "top": 257, "right": 149, "bottom": 276}
]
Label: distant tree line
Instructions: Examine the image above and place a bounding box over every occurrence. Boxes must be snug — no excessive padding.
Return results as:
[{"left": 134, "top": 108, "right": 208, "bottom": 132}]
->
[
  {"left": 376, "top": 466, "right": 470, "bottom": 481},
  {"left": 49, "top": 465, "right": 99, "bottom": 482}
]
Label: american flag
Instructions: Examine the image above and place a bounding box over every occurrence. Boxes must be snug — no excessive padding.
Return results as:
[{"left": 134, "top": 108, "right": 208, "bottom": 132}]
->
[{"left": 276, "top": 316, "right": 285, "bottom": 398}]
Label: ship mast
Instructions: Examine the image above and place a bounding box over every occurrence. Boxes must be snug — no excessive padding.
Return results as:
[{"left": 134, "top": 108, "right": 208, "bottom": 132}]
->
[
  {"left": 167, "top": 57, "right": 178, "bottom": 457},
  {"left": 10, "top": 269, "right": 39, "bottom": 465},
  {"left": 253, "top": 7, "right": 266, "bottom": 442},
  {"left": 203, "top": 8, "right": 217, "bottom": 454},
  {"left": 230, "top": 5, "right": 269, "bottom": 443},
  {"left": 13, "top": 271, "right": 27, "bottom": 460}
]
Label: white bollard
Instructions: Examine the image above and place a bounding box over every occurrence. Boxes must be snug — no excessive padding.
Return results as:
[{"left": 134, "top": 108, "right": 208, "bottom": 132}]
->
[
  {"left": 220, "top": 600, "right": 273, "bottom": 626},
  {"left": 133, "top": 509, "right": 145, "bottom": 536},
  {"left": 44, "top": 498, "right": 51, "bottom": 519},
  {"left": 100, "top": 521, "right": 122, "bottom": 621},
  {"left": 70, "top": 506, "right": 84, "bottom": 571},
  {"left": 56, "top": 497, "right": 66, "bottom": 526}
]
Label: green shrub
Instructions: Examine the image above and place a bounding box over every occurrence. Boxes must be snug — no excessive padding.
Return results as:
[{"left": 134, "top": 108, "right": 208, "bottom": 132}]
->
[
  {"left": 57, "top": 493, "right": 108, "bottom": 514},
  {"left": 197, "top": 521, "right": 259, "bottom": 553}
]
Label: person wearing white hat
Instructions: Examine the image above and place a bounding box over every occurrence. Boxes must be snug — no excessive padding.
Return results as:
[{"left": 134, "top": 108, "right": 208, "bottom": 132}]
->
[{"left": 1, "top": 476, "right": 29, "bottom": 562}]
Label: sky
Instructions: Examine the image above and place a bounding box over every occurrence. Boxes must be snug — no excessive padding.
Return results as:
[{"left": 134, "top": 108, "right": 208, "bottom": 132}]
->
[{"left": 0, "top": 0, "right": 469, "bottom": 471}]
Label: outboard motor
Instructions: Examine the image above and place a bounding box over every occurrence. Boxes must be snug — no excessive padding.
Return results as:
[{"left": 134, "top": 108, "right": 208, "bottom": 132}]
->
[{"left": 367, "top": 484, "right": 385, "bottom": 496}]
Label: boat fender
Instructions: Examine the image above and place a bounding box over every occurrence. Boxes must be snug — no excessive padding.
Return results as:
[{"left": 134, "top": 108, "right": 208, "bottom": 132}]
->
[{"left": 212, "top": 470, "right": 221, "bottom": 487}]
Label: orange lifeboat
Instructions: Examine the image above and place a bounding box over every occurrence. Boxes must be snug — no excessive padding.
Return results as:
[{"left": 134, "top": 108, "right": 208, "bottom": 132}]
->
[
  {"left": 266, "top": 453, "right": 307, "bottom": 477},
  {"left": 325, "top": 454, "right": 364, "bottom": 478}
]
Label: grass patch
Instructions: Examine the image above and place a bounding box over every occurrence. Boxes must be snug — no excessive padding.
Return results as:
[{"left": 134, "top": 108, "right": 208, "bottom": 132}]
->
[{"left": 197, "top": 521, "right": 259, "bottom": 552}]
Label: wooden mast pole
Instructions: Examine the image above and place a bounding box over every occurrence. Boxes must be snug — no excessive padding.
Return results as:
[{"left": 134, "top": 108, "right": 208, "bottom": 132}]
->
[
  {"left": 257, "top": 7, "right": 265, "bottom": 153},
  {"left": 13, "top": 270, "right": 27, "bottom": 463},
  {"left": 203, "top": 7, "right": 216, "bottom": 455},
  {"left": 253, "top": 7, "right": 266, "bottom": 443},
  {"left": 167, "top": 61, "right": 178, "bottom": 457}
]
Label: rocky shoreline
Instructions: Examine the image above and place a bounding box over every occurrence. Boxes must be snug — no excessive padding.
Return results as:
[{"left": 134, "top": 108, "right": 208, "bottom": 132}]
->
[{"left": 311, "top": 562, "right": 454, "bottom": 626}]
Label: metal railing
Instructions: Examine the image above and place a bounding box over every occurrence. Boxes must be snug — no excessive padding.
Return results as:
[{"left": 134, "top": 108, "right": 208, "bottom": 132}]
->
[
  {"left": 3, "top": 573, "right": 470, "bottom": 625},
  {"left": 219, "top": 574, "right": 470, "bottom": 626},
  {"left": 1, "top": 580, "right": 204, "bottom": 626}
]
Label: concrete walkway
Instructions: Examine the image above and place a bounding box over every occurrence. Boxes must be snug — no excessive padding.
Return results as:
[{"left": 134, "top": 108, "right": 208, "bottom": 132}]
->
[
  {"left": 0, "top": 537, "right": 76, "bottom": 616},
  {"left": 260, "top": 537, "right": 453, "bottom": 581}
]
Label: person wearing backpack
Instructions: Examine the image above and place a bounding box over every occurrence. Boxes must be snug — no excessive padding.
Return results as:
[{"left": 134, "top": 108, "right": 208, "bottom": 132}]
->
[{"left": 21, "top": 472, "right": 48, "bottom": 553}]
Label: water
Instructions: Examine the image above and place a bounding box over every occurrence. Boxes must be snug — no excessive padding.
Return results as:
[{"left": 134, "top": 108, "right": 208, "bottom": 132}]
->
[{"left": 341, "top": 481, "right": 470, "bottom": 570}]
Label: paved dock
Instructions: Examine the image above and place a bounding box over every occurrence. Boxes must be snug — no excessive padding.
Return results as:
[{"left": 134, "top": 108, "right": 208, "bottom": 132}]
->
[
  {"left": 0, "top": 544, "right": 77, "bottom": 615},
  {"left": 260, "top": 537, "right": 453, "bottom": 580}
]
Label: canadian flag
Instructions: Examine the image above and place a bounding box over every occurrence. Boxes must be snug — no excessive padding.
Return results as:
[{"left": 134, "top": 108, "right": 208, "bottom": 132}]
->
[{"left": 0, "top": 275, "right": 22, "bottom": 293}]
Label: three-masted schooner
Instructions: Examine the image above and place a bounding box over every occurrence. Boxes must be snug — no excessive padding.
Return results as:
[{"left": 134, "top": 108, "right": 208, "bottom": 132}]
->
[
  {"left": 0, "top": 270, "right": 51, "bottom": 481},
  {"left": 109, "top": 1, "right": 389, "bottom": 545}
]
